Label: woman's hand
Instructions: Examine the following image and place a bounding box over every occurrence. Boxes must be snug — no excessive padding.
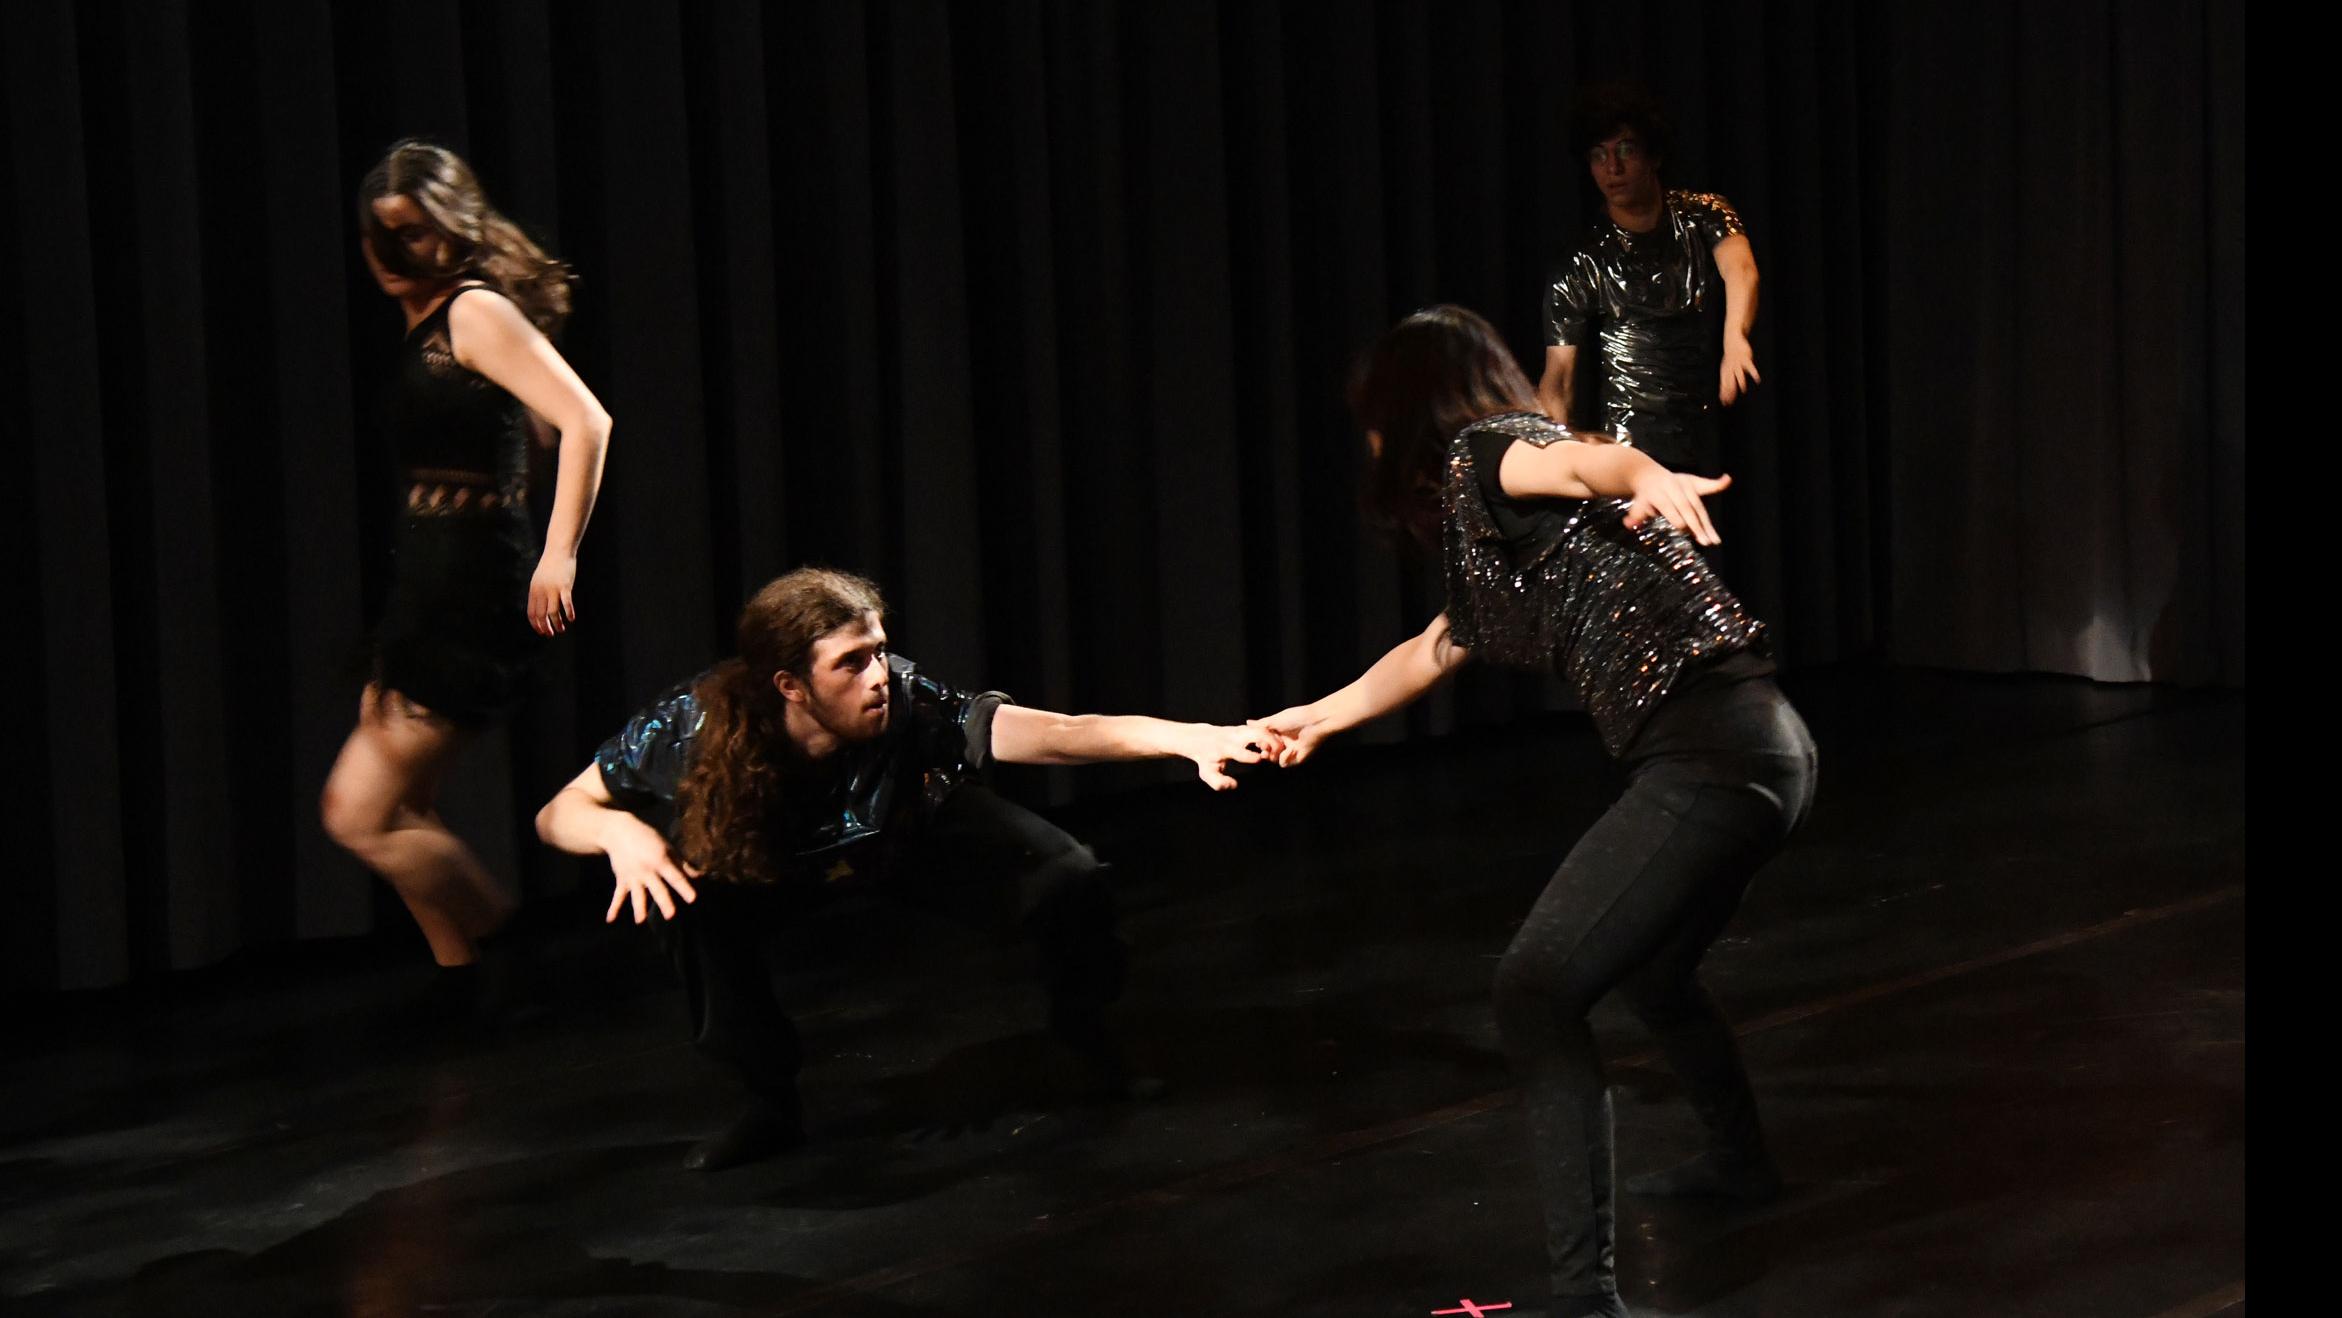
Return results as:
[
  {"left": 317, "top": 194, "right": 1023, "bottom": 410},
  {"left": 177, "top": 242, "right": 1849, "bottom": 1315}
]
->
[
  {"left": 529, "top": 553, "right": 577, "bottom": 636},
  {"left": 1623, "top": 471, "right": 1731, "bottom": 546},
  {"left": 1249, "top": 706, "right": 1337, "bottom": 768}
]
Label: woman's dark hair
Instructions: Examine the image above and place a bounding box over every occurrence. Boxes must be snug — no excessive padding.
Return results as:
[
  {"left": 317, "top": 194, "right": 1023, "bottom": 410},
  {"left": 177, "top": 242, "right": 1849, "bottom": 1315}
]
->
[
  {"left": 357, "top": 139, "right": 573, "bottom": 334},
  {"left": 1350, "top": 305, "right": 1538, "bottom": 547}
]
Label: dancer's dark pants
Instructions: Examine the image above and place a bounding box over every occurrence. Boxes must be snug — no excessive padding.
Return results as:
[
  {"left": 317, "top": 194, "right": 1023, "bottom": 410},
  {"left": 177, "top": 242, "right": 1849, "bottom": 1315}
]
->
[
  {"left": 664, "top": 785, "right": 1127, "bottom": 1109},
  {"left": 1493, "top": 674, "right": 1818, "bottom": 1303}
]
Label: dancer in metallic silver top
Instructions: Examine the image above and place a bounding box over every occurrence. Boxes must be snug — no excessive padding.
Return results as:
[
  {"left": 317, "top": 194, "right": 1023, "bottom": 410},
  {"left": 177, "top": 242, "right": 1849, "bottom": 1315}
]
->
[{"left": 1539, "top": 83, "right": 1761, "bottom": 477}]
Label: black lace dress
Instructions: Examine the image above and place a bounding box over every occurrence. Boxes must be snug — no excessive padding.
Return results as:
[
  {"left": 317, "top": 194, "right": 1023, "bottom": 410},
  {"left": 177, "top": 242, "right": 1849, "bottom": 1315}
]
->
[{"left": 370, "top": 285, "right": 544, "bottom": 724}]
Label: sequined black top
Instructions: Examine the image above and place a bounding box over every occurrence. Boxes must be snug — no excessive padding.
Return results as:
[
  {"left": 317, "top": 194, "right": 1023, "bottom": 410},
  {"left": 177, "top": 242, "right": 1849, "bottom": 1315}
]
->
[
  {"left": 381, "top": 286, "right": 531, "bottom": 505},
  {"left": 1544, "top": 190, "right": 1746, "bottom": 475},
  {"left": 1443, "top": 411, "right": 1770, "bottom": 757},
  {"left": 596, "top": 654, "right": 1009, "bottom": 884}
]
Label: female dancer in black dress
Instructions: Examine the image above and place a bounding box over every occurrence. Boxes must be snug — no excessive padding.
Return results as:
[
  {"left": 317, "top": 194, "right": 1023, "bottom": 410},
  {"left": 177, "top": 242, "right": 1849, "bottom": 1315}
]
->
[
  {"left": 1256, "top": 307, "right": 1816, "bottom": 1318},
  {"left": 320, "top": 141, "right": 611, "bottom": 1015}
]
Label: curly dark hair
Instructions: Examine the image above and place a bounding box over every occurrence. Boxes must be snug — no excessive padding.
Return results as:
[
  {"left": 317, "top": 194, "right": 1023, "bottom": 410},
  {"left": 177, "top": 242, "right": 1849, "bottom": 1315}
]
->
[{"left": 1569, "top": 80, "right": 1672, "bottom": 168}]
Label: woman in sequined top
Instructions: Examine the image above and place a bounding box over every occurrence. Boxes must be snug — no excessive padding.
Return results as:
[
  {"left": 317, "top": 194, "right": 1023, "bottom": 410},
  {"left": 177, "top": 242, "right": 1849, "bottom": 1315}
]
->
[
  {"left": 1255, "top": 306, "right": 1816, "bottom": 1318},
  {"left": 319, "top": 141, "right": 612, "bottom": 1014}
]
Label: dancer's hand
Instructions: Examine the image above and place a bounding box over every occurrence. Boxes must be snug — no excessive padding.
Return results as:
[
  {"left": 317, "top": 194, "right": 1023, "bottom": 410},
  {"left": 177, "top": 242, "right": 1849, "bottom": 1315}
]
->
[
  {"left": 1251, "top": 706, "right": 1334, "bottom": 768},
  {"left": 1720, "top": 335, "right": 1761, "bottom": 405},
  {"left": 529, "top": 553, "right": 578, "bottom": 636},
  {"left": 1178, "top": 723, "right": 1285, "bottom": 791},
  {"left": 1624, "top": 470, "right": 1730, "bottom": 546},
  {"left": 601, "top": 813, "right": 701, "bottom": 924}
]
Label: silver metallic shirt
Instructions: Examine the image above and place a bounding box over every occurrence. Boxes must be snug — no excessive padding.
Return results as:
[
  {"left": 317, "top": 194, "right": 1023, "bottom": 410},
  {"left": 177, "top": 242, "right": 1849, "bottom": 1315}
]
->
[{"left": 1544, "top": 190, "right": 1746, "bottom": 475}]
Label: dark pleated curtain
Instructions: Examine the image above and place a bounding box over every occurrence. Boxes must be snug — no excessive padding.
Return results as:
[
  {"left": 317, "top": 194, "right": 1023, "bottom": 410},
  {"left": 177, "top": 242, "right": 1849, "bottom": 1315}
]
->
[{"left": 2, "top": 0, "right": 2247, "bottom": 990}]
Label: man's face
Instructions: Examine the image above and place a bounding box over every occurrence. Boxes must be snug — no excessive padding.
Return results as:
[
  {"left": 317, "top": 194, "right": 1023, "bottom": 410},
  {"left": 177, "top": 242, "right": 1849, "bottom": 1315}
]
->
[
  {"left": 1586, "top": 129, "right": 1660, "bottom": 210},
  {"left": 783, "top": 614, "right": 892, "bottom": 744}
]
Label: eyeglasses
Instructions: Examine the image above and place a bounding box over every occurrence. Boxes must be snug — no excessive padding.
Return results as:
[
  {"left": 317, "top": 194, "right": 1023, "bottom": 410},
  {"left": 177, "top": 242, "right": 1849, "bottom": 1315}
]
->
[{"left": 1586, "top": 139, "right": 1647, "bottom": 168}]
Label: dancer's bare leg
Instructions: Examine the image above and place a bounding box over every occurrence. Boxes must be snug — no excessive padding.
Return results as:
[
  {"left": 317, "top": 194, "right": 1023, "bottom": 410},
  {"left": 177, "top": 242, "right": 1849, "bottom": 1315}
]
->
[{"left": 321, "top": 684, "right": 516, "bottom": 966}]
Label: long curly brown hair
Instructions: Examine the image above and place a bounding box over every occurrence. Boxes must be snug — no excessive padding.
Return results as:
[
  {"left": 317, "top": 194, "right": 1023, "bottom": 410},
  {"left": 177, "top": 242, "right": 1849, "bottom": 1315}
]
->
[
  {"left": 357, "top": 139, "right": 573, "bottom": 335},
  {"left": 673, "top": 568, "right": 887, "bottom": 884}
]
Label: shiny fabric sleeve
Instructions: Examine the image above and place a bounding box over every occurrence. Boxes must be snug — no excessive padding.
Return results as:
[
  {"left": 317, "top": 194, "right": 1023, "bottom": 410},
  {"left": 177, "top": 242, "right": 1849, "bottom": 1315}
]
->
[
  {"left": 889, "top": 655, "right": 1011, "bottom": 778},
  {"left": 594, "top": 681, "right": 705, "bottom": 815},
  {"left": 1678, "top": 191, "right": 1747, "bottom": 248},
  {"left": 1544, "top": 255, "right": 1600, "bottom": 347}
]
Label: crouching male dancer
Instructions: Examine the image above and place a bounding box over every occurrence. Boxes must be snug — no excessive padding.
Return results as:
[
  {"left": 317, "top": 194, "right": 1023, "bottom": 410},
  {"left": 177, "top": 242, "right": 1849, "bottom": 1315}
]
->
[{"left": 538, "top": 567, "right": 1279, "bottom": 1169}]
